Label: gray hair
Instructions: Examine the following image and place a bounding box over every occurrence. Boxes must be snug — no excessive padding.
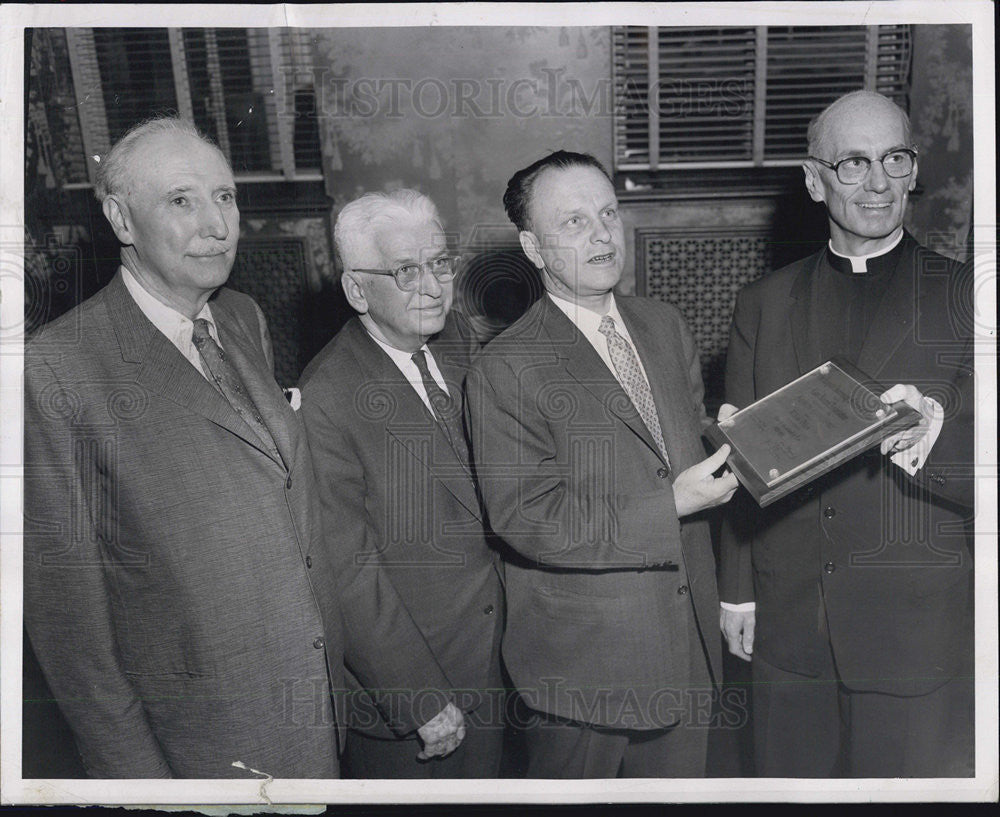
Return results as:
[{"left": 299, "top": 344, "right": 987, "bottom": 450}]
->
[
  {"left": 806, "top": 90, "right": 912, "bottom": 157},
  {"left": 94, "top": 116, "right": 228, "bottom": 203},
  {"left": 334, "top": 189, "right": 443, "bottom": 272}
]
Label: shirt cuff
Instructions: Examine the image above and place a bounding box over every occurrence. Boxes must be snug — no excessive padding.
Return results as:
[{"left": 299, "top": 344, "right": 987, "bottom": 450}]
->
[
  {"left": 720, "top": 601, "right": 756, "bottom": 612},
  {"left": 890, "top": 396, "right": 944, "bottom": 475}
]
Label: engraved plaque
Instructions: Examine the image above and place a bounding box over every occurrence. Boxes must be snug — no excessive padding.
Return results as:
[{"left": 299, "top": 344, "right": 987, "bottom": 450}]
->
[{"left": 705, "top": 358, "right": 922, "bottom": 506}]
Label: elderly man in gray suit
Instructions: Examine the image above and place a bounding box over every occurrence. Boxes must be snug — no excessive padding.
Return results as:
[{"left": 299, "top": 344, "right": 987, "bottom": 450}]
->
[
  {"left": 23, "top": 116, "right": 345, "bottom": 778},
  {"left": 298, "top": 189, "right": 505, "bottom": 778}
]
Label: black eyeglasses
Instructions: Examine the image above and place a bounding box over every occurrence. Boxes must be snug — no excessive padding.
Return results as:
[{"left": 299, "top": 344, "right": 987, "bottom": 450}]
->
[
  {"left": 807, "top": 147, "right": 918, "bottom": 185},
  {"left": 352, "top": 255, "right": 460, "bottom": 291}
]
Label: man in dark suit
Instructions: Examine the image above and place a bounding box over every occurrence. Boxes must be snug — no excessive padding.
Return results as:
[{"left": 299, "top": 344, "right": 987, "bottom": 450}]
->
[
  {"left": 23, "top": 117, "right": 344, "bottom": 778},
  {"left": 466, "top": 151, "right": 738, "bottom": 778},
  {"left": 298, "top": 190, "right": 505, "bottom": 778},
  {"left": 719, "top": 90, "right": 975, "bottom": 777}
]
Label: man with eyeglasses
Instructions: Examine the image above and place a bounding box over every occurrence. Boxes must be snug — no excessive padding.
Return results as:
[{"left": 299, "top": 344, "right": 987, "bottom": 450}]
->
[
  {"left": 719, "top": 90, "right": 974, "bottom": 777},
  {"left": 298, "top": 190, "right": 505, "bottom": 778}
]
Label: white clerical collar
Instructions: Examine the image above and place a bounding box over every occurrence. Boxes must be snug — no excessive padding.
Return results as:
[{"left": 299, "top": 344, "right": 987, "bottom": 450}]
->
[
  {"left": 828, "top": 229, "right": 904, "bottom": 273},
  {"left": 121, "top": 265, "right": 217, "bottom": 339}
]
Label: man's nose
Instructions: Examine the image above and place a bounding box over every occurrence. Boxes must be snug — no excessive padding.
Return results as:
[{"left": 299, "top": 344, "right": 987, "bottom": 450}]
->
[
  {"left": 417, "top": 264, "right": 443, "bottom": 296},
  {"left": 199, "top": 203, "right": 231, "bottom": 240},
  {"left": 590, "top": 217, "right": 612, "bottom": 243},
  {"left": 864, "top": 159, "right": 890, "bottom": 193}
]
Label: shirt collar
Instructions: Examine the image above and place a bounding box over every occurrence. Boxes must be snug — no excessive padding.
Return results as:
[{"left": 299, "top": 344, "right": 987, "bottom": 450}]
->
[
  {"left": 121, "top": 265, "right": 216, "bottom": 340},
  {"left": 547, "top": 291, "right": 625, "bottom": 334},
  {"left": 365, "top": 330, "right": 430, "bottom": 369},
  {"left": 827, "top": 229, "right": 904, "bottom": 274}
]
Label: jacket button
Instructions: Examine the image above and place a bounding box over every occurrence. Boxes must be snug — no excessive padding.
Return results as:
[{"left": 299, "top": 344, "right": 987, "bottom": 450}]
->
[
  {"left": 313, "top": 637, "right": 325, "bottom": 649},
  {"left": 823, "top": 506, "right": 836, "bottom": 519},
  {"left": 305, "top": 555, "right": 313, "bottom": 569},
  {"left": 483, "top": 604, "right": 495, "bottom": 615},
  {"left": 656, "top": 467, "right": 669, "bottom": 479},
  {"left": 286, "top": 475, "right": 293, "bottom": 489},
  {"left": 677, "top": 585, "right": 689, "bottom": 595},
  {"left": 824, "top": 562, "right": 835, "bottom": 574}
]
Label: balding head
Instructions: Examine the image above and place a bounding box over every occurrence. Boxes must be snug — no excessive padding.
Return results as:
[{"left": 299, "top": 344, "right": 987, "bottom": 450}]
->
[
  {"left": 807, "top": 91, "right": 911, "bottom": 159},
  {"left": 95, "top": 116, "right": 229, "bottom": 204},
  {"left": 803, "top": 90, "right": 918, "bottom": 256}
]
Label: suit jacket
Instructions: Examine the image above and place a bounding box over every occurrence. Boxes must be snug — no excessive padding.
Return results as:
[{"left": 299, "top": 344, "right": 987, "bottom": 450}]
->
[
  {"left": 23, "top": 271, "right": 345, "bottom": 778},
  {"left": 298, "top": 317, "right": 504, "bottom": 740},
  {"left": 466, "top": 294, "right": 722, "bottom": 730},
  {"left": 719, "top": 233, "right": 974, "bottom": 696}
]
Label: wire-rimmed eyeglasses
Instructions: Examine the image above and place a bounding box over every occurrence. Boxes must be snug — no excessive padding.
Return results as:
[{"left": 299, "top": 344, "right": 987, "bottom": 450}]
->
[
  {"left": 807, "top": 147, "right": 918, "bottom": 185},
  {"left": 352, "top": 255, "right": 460, "bottom": 291}
]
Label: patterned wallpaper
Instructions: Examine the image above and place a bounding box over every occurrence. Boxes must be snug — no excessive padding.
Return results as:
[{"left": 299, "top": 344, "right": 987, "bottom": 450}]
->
[{"left": 904, "top": 25, "right": 974, "bottom": 260}]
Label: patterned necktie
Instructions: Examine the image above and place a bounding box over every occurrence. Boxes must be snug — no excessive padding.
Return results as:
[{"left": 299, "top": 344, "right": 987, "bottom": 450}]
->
[
  {"left": 598, "top": 315, "right": 670, "bottom": 469},
  {"left": 191, "top": 318, "right": 281, "bottom": 461},
  {"left": 411, "top": 349, "right": 469, "bottom": 463}
]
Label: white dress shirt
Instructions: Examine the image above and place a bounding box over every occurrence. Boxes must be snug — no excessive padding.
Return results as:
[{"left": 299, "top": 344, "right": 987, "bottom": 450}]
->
[
  {"left": 547, "top": 292, "right": 653, "bottom": 388},
  {"left": 366, "top": 331, "right": 450, "bottom": 415},
  {"left": 121, "top": 266, "right": 220, "bottom": 380}
]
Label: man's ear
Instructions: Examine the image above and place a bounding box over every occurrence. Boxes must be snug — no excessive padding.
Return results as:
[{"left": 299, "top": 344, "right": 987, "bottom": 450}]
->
[
  {"left": 519, "top": 230, "right": 545, "bottom": 270},
  {"left": 102, "top": 196, "right": 134, "bottom": 245},
  {"left": 907, "top": 158, "right": 919, "bottom": 193},
  {"left": 341, "top": 271, "right": 369, "bottom": 315},
  {"left": 802, "top": 162, "right": 826, "bottom": 204}
]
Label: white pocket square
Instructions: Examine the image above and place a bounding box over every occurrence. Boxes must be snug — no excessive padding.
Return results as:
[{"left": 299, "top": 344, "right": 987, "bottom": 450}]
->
[{"left": 283, "top": 387, "right": 302, "bottom": 411}]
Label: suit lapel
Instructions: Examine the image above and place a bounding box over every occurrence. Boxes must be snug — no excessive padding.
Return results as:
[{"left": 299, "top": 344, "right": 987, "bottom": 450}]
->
[
  {"left": 540, "top": 298, "right": 663, "bottom": 463},
  {"left": 788, "top": 250, "right": 827, "bottom": 376},
  {"left": 787, "top": 239, "right": 919, "bottom": 381},
  {"left": 427, "top": 332, "right": 476, "bottom": 477},
  {"left": 618, "top": 300, "right": 680, "bottom": 468},
  {"left": 855, "top": 235, "right": 920, "bottom": 379},
  {"left": 106, "top": 273, "right": 285, "bottom": 467},
  {"left": 347, "top": 322, "right": 482, "bottom": 521},
  {"left": 213, "top": 298, "right": 296, "bottom": 469}
]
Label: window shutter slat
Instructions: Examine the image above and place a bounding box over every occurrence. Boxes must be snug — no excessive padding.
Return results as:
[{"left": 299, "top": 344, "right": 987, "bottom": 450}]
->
[
  {"left": 92, "top": 28, "right": 178, "bottom": 144},
  {"left": 613, "top": 24, "right": 911, "bottom": 171}
]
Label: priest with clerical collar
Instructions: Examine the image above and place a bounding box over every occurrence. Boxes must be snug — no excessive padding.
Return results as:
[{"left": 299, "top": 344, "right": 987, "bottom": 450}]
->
[{"left": 718, "top": 90, "right": 975, "bottom": 778}]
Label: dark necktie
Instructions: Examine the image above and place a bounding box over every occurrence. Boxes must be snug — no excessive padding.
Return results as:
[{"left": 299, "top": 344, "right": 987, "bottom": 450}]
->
[
  {"left": 598, "top": 315, "right": 671, "bottom": 470},
  {"left": 411, "top": 349, "right": 468, "bottom": 463},
  {"left": 191, "top": 318, "right": 281, "bottom": 461}
]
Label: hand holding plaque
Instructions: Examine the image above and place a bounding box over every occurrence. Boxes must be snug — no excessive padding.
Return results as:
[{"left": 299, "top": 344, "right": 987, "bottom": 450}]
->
[{"left": 705, "top": 358, "right": 921, "bottom": 507}]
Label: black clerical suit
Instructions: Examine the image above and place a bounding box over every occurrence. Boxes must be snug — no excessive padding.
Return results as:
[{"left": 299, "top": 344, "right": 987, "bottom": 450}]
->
[{"left": 719, "top": 233, "right": 974, "bottom": 777}]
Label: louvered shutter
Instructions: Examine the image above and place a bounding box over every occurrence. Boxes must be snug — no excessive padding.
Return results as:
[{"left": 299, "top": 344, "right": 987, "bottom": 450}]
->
[
  {"left": 614, "top": 25, "right": 912, "bottom": 171},
  {"left": 655, "top": 27, "right": 757, "bottom": 165},
  {"left": 613, "top": 27, "right": 652, "bottom": 168},
  {"left": 66, "top": 28, "right": 323, "bottom": 182},
  {"left": 92, "top": 29, "right": 178, "bottom": 144}
]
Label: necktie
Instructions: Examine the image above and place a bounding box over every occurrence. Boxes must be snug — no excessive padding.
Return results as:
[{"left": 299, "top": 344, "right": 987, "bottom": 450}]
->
[
  {"left": 598, "top": 315, "right": 671, "bottom": 470},
  {"left": 411, "top": 349, "right": 469, "bottom": 463},
  {"left": 191, "top": 318, "right": 281, "bottom": 461}
]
